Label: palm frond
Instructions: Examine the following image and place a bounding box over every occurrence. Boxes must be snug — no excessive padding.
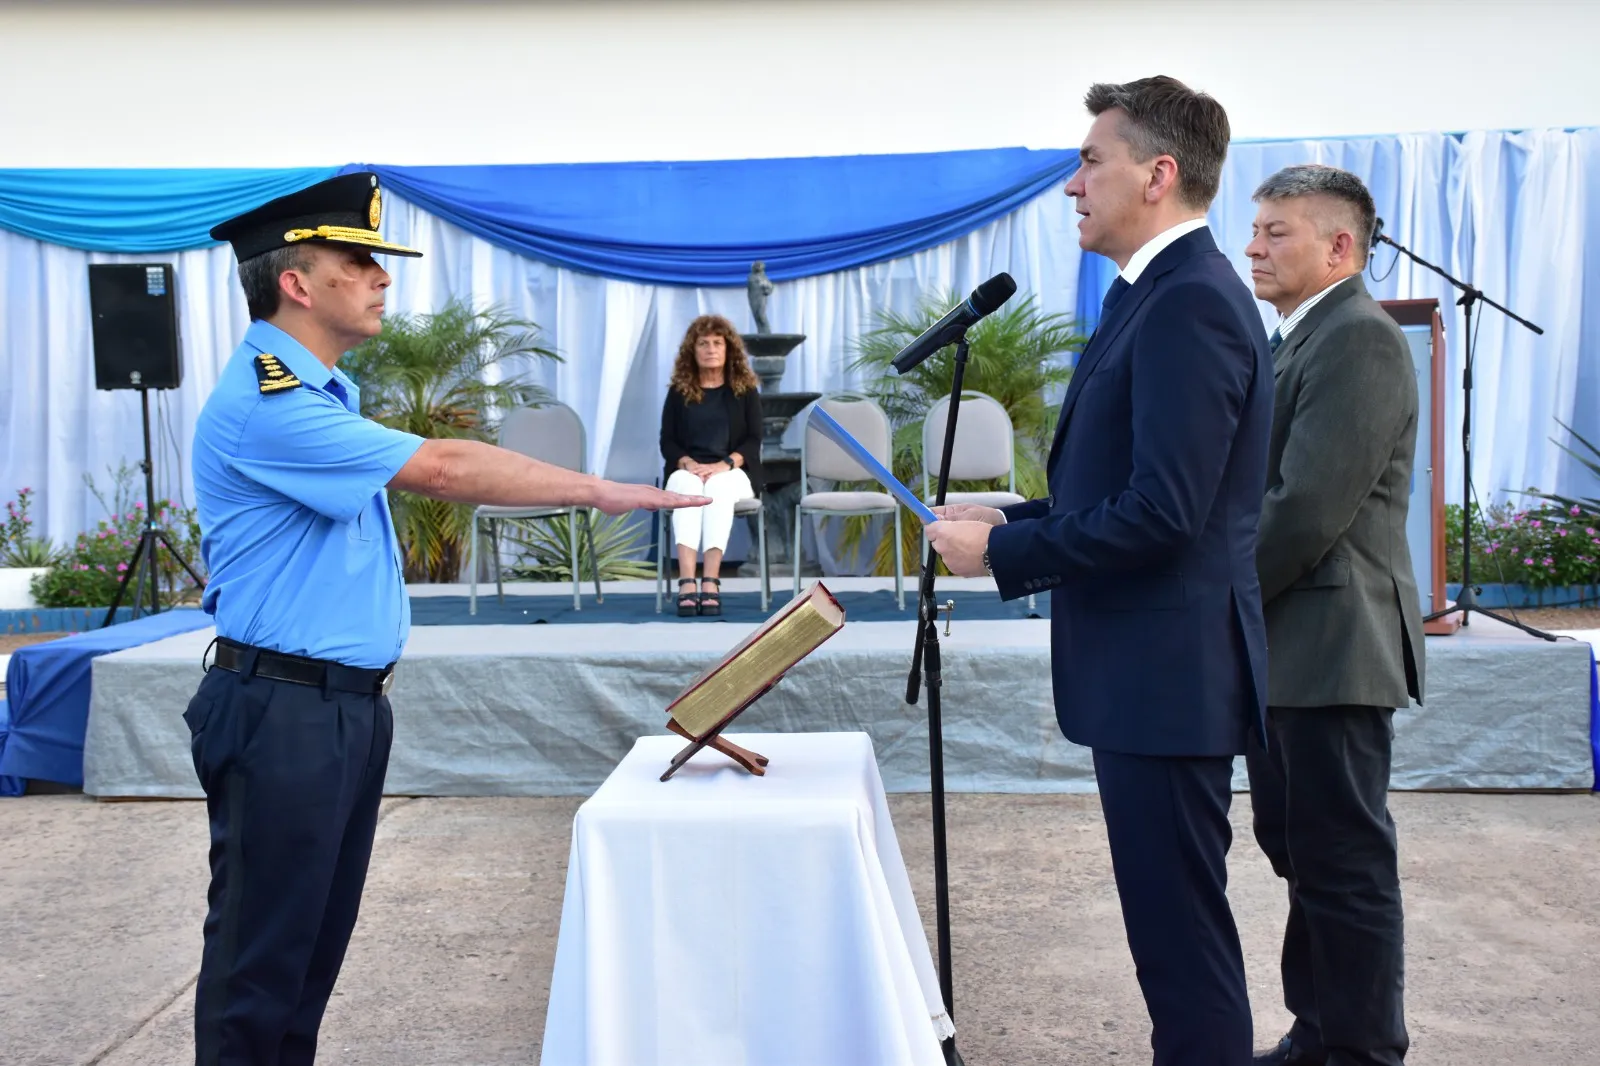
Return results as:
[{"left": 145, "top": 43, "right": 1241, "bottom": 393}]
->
[{"left": 501, "top": 510, "right": 655, "bottom": 582}]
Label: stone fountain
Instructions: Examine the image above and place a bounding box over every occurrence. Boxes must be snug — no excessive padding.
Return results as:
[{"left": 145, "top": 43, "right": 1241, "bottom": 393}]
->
[{"left": 743, "top": 261, "right": 818, "bottom": 563}]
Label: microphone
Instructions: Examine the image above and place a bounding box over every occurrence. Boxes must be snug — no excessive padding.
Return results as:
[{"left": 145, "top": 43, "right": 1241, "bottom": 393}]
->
[
  {"left": 891, "top": 272, "right": 1017, "bottom": 374},
  {"left": 1371, "top": 216, "right": 1388, "bottom": 249}
]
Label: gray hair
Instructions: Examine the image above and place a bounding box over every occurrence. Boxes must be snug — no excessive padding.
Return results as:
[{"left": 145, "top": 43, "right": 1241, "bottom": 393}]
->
[
  {"left": 1084, "top": 75, "right": 1231, "bottom": 209},
  {"left": 1252, "top": 164, "right": 1377, "bottom": 264},
  {"left": 238, "top": 245, "right": 315, "bottom": 321}
]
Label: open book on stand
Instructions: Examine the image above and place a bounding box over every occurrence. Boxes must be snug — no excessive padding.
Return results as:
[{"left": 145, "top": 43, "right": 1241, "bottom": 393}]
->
[{"left": 659, "top": 581, "right": 845, "bottom": 781}]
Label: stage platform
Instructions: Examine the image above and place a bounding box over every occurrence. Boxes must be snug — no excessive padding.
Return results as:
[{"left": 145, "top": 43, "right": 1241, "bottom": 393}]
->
[{"left": 80, "top": 579, "right": 1596, "bottom": 798}]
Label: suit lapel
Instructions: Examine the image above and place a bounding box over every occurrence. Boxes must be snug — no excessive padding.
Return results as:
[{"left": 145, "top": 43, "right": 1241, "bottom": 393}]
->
[
  {"left": 1273, "top": 275, "right": 1365, "bottom": 379},
  {"left": 1047, "top": 227, "right": 1220, "bottom": 470}
]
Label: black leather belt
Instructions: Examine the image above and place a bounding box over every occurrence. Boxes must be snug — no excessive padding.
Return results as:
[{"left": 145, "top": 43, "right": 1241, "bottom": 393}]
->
[{"left": 210, "top": 638, "right": 395, "bottom": 695}]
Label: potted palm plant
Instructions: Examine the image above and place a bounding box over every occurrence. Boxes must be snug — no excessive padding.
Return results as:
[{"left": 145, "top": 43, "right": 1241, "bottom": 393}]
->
[
  {"left": 835, "top": 291, "right": 1087, "bottom": 575},
  {"left": 342, "top": 299, "right": 562, "bottom": 583}
]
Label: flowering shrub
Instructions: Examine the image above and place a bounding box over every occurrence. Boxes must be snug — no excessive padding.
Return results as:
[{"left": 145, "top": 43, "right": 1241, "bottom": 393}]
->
[
  {"left": 1445, "top": 501, "right": 1600, "bottom": 593},
  {"left": 29, "top": 499, "right": 205, "bottom": 608},
  {"left": 2, "top": 487, "right": 59, "bottom": 567}
]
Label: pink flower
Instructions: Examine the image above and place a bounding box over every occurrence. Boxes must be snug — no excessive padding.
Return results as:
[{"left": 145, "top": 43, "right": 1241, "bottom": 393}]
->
[
  {"left": 1524, "top": 558, "right": 1535, "bottom": 566},
  {"left": 116, "top": 562, "right": 128, "bottom": 572},
  {"left": 134, "top": 502, "right": 143, "bottom": 510},
  {"left": 1544, "top": 557, "right": 1555, "bottom": 567},
  {"left": 1486, "top": 544, "right": 1497, "bottom": 553},
  {"left": 77, "top": 564, "right": 89, "bottom": 571},
  {"left": 1531, "top": 519, "right": 1542, "bottom": 529},
  {"left": 1573, "top": 505, "right": 1582, "bottom": 516},
  {"left": 21, "top": 487, "right": 30, "bottom": 493},
  {"left": 1559, "top": 529, "right": 1568, "bottom": 537},
  {"left": 1588, "top": 528, "right": 1596, "bottom": 536}
]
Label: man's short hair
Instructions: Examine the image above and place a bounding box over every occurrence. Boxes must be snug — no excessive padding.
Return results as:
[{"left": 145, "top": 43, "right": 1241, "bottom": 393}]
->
[
  {"left": 238, "top": 245, "right": 314, "bottom": 321},
  {"left": 1084, "top": 75, "right": 1231, "bottom": 209},
  {"left": 1252, "top": 164, "right": 1378, "bottom": 266}
]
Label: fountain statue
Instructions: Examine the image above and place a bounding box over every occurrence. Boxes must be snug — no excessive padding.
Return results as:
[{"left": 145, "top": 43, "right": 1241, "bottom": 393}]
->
[{"left": 741, "top": 261, "right": 818, "bottom": 564}]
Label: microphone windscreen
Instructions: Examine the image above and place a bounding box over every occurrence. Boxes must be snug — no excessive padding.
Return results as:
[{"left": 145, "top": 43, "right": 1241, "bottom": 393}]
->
[{"left": 971, "top": 272, "right": 1018, "bottom": 315}]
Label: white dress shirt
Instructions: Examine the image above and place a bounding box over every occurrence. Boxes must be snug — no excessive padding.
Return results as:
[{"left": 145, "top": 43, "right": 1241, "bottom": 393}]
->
[{"left": 1120, "top": 217, "right": 1210, "bottom": 284}]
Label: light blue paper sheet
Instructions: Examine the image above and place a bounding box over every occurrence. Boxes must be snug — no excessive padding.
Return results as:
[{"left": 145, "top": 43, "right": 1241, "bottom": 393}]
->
[{"left": 807, "top": 406, "right": 938, "bottom": 524}]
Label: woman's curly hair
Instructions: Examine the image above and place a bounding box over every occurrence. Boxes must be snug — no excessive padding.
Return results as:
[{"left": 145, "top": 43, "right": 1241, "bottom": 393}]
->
[{"left": 670, "top": 314, "right": 760, "bottom": 403}]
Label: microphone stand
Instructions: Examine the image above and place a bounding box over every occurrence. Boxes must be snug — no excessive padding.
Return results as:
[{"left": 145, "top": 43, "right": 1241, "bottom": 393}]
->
[
  {"left": 905, "top": 333, "right": 970, "bottom": 1066},
  {"left": 1372, "top": 228, "right": 1554, "bottom": 640}
]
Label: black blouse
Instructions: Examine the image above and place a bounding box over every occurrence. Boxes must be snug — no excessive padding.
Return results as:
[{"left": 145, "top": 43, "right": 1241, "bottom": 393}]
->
[{"left": 660, "top": 383, "right": 764, "bottom": 495}]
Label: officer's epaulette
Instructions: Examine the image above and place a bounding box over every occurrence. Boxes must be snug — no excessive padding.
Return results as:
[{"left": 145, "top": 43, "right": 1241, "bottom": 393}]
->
[{"left": 254, "top": 353, "right": 302, "bottom": 394}]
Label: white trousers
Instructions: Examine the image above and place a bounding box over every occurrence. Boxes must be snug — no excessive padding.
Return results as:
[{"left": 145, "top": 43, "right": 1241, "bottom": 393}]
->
[{"left": 667, "top": 467, "right": 754, "bottom": 553}]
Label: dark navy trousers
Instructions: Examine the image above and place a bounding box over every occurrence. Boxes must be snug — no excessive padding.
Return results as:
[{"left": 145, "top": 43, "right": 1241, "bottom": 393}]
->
[
  {"left": 183, "top": 648, "right": 393, "bottom": 1066},
  {"left": 1093, "top": 749, "right": 1253, "bottom": 1066}
]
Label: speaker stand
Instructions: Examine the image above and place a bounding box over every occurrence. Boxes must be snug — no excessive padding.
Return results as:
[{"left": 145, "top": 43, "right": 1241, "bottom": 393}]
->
[{"left": 101, "top": 388, "right": 205, "bottom": 628}]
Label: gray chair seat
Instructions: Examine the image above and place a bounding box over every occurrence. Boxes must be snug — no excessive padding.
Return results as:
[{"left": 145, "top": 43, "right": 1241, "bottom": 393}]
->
[
  {"left": 798, "top": 490, "right": 898, "bottom": 512},
  {"left": 733, "top": 497, "right": 763, "bottom": 515},
  {"left": 474, "top": 503, "right": 572, "bottom": 519},
  {"left": 926, "top": 490, "right": 1026, "bottom": 509}
]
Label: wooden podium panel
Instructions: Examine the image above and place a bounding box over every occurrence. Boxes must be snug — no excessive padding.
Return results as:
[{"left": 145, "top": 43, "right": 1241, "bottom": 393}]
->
[{"left": 1380, "top": 299, "right": 1459, "bottom": 635}]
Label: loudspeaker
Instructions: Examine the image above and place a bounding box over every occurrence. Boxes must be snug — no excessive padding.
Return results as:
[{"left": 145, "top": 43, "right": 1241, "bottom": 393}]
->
[{"left": 89, "top": 263, "right": 182, "bottom": 390}]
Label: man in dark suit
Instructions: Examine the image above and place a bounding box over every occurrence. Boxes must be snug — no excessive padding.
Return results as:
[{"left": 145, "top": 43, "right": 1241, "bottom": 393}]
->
[
  {"left": 927, "top": 76, "right": 1273, "bottom": 1065},
  {"left": 1243, "top": 165, "right": 1422, "bottom": 1066}
]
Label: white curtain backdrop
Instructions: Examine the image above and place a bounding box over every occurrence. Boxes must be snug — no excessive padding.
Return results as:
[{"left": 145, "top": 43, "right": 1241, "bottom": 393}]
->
[
  {"left": 0, "top": 187, "right": 1080, "bottom": 549},
  {"left": 2, "top": 129, "right": 1596, "bottom": 554}
]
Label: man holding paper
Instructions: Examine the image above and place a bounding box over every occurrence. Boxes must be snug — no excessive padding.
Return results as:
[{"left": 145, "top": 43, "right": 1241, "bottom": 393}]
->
[{"left": 927, "top": 76, "right": 1273, "bottom": 1066}]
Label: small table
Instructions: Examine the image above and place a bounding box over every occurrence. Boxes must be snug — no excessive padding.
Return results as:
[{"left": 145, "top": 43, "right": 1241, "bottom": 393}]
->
[{"left": 540, "top": 731, "right": 953, "bottom": 1066}]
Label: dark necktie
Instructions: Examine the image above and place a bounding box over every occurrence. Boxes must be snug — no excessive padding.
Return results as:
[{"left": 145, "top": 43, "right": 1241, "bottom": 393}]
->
[
  {"left": 1269, "top": 327, "right": 1283, "bottom": 354},
  {"left": 1102, "top": 276, "right": 1131, "bottom": 315}
]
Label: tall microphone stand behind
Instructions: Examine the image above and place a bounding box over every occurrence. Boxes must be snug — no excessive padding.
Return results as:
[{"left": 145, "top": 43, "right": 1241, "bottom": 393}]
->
[
  {"left": 1370, "top": 223, "right": 1553, "bottom": 640},
  {"left": 905, "top": 333, "right": 972, "bottom": 1066}
]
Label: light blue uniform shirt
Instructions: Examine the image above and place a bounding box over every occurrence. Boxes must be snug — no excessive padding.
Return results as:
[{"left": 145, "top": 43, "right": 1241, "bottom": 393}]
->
[{"left": 192, "top": 320, "right": 425, "bottom": 668}]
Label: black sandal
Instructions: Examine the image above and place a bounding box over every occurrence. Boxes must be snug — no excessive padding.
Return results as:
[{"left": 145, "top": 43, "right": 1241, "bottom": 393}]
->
[
  {"left": 677, "top": 578, "right": 700, "bottom": 617},
  {"left": 698, "top": 578, "right": 722, "bottom": 616}
]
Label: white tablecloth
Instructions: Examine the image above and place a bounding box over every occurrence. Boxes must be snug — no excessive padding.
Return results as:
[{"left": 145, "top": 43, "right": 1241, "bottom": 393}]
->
[{"left": 540, "top": 731, "right": 953, "bottom": 1066}]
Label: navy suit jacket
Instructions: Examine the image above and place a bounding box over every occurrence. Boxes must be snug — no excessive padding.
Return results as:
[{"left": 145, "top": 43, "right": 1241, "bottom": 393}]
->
[{"left": 987, "top": 227, "right": 1272, "bottom": 757}]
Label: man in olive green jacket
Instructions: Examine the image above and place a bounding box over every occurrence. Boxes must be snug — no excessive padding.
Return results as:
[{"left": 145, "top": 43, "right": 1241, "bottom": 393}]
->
[{"left": 1243, "top": 164, "right": 1423, "bottom": 1066}]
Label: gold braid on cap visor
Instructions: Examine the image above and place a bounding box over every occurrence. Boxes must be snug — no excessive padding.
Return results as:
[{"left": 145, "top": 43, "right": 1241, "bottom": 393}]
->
[{"left": 283, "top": 225, "right": 393, "bottom": 247}]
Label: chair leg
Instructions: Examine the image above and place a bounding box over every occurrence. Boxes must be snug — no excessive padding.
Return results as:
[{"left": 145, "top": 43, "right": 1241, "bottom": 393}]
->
[
  {"left": 583, "top": 509, "right": 602, "bottom": 604},
  {"left": 492, "top": 519, "right": 504, "bottom": 605},
  {"left": 569, "top": 509, "right": 580, "bottom": 611},
  {"left": 656, "top": 509, "right": 665, "bottom": 614},
  {"left": 893, "top": 510, "right": 904, "bottom": 610},
  {"left": 469, "top": 515, "right": 479, "bottom": 616},
  {"left": 792, "top": 507, "right": 804, "bottom": 600},
  {"left": 757, "top": 509, "right": 769, "bottom": 612}
]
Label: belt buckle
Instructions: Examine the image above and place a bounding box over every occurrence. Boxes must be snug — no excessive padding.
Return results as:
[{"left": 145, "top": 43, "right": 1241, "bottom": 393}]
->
[{"left": 378, "top": 668, "right": 394, "bottom": 695}]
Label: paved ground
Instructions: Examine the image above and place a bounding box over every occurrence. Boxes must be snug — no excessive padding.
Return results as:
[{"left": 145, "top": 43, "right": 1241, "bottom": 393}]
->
[{"left": 2, "top": 788, "right": 1597, "bottom": 1065}]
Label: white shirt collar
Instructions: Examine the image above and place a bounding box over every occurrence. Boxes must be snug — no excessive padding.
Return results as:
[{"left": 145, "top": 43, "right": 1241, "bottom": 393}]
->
[
  {"left": 1277, "top": 275, "right": 1358, "bottom": 341},
  {"left": 1120, "top": 217, "right": 1209, "bottom": 284}
]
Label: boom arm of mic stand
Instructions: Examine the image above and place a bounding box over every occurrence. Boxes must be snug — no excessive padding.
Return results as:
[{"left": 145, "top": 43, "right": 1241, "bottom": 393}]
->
[{"left": 1374, "top": 233, "right": 1543, "bottom": 335}]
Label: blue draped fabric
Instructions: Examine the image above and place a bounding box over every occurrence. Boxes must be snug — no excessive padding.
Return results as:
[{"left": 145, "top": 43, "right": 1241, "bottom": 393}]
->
[
  {"left": 0, "top": 609, "right": 212, "bottom": 789},
  {"left": 0, "top": 150, "right": 1079, "bottom": 282},
  {"left": 0, "top": 167, "right": 342, "bottom": 253},
  {"left": 350, "top": 149, "right": 1080, "bottom": 284}
]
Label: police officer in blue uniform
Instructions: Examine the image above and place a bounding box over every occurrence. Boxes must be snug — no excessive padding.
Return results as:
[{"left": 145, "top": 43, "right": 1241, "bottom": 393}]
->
[{"left": 188, "top": 171, "right": 707, "bottom": 1065}]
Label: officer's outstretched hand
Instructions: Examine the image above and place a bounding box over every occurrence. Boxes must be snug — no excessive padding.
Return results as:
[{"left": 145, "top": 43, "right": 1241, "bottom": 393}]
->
[{"left": 593, "top": 481, "right": 712, "bottom": 516}]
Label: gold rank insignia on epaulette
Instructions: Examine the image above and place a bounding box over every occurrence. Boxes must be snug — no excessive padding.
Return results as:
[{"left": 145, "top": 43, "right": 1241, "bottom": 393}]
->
[{"left": 254, "top": 353, "right": 302, "bottom": 394}]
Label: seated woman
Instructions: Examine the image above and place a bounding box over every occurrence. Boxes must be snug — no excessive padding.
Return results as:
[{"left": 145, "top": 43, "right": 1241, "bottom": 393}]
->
[{"left": 660, "top": 314, "right": 763, "bottom": 616}]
